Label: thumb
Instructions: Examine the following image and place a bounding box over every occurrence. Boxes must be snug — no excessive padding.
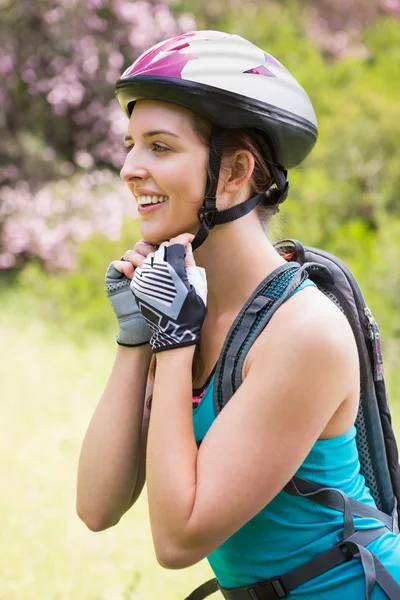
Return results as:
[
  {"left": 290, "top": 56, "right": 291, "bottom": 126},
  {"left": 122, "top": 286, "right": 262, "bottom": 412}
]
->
[{"left": 185, "top": 243, "right": 196, "bottom": 268}]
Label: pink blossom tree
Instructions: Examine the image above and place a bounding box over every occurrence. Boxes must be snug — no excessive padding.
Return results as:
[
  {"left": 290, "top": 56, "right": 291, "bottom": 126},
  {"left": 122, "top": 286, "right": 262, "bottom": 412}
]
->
[
  {"left": 306, "top": 0, "right": 400, "bottom": 59},
  {"left": 0, "top": 0, "right": 194, "bottom": 269}
]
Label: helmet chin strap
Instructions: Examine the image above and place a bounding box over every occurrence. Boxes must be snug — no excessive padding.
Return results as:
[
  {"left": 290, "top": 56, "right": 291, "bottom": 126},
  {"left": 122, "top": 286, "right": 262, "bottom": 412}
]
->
[{"left": 191, "top": 125, "right": 290, "bottom": 251}]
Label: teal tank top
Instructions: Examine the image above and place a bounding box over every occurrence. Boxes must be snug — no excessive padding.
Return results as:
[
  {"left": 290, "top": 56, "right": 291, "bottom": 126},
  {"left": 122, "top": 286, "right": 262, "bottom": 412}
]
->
[{"left": 192, "top": 283, "right": 400, "bottom": 598}]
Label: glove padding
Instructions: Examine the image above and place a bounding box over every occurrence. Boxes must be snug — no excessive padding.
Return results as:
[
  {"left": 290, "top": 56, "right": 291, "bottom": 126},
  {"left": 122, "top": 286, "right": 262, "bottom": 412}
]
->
[
  {"left": 130, "top": 244, "right": 207, "bottom": 353},
  {"left": 105, "top": 263, "right": 152, "bottom": 347}
]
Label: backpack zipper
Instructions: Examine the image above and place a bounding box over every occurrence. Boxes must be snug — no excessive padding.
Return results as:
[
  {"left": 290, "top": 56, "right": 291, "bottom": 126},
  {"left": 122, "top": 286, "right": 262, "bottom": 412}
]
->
[{"left": 364, "top": 307, "right": 384, "bottom": 381}]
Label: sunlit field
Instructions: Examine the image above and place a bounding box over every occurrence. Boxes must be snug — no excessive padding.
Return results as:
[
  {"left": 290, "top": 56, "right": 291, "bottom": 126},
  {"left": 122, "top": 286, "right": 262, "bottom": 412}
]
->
[
  {"left": 0, "top": 312, "right": 212, "bottom": 600},
  {"left": 1, "top": 301, "right": 399, "bottom": 600}
]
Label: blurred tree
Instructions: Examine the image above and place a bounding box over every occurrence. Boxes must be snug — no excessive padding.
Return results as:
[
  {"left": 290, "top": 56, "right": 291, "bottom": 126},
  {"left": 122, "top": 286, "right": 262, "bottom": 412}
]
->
[
  {"left": 173, "top": 0, "right": 400, "bottom": 58},
  {"left": 306, "top": 0, "right": 400, "bottom": 59},
  {"left": 0, "top": 0, "right": 194, "bottom": 269}
]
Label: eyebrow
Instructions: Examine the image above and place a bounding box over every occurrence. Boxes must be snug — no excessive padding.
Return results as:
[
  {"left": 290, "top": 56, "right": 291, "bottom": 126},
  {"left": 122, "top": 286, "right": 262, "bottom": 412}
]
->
[{"left": 124, "top": 130, "right": 180, "bottom": 142}]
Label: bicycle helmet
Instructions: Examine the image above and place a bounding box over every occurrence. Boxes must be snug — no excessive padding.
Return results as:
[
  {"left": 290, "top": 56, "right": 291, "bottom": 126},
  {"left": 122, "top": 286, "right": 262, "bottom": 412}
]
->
[{"left": 115, "top": 30, "right": 318, "bottom": 249}]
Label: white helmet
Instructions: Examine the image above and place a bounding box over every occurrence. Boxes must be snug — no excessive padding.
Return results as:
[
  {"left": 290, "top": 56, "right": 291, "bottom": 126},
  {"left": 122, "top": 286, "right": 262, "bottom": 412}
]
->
[{"left": 116, "top": 30, "right": 318, "bottom": 248}]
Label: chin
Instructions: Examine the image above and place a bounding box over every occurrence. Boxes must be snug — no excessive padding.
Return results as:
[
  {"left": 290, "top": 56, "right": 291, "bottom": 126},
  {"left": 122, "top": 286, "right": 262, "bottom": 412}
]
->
[
  {"left": 140, "top": 221, "right": 197, "bottom": 245},
  {"left": 139, "top": 222, "right": 166, "bottom": 245}
]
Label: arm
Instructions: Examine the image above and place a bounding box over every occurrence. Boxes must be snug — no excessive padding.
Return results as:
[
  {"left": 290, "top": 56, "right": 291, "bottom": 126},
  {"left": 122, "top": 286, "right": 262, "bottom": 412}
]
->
[
  {"left": 146, "top": 296, "right": 359, "bottom": 568},
  {"left": 77, "top": 240, "right": 157, "bottom": 530},
  {"left": 76, "top": 343, "right": 152, "bottom": 531}
]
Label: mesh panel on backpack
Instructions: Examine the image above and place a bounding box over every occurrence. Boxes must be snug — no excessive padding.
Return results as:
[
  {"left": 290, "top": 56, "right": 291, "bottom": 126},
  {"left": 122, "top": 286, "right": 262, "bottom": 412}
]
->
[{"left": 319, "top": 284, "right": 382, "bottom": 510}]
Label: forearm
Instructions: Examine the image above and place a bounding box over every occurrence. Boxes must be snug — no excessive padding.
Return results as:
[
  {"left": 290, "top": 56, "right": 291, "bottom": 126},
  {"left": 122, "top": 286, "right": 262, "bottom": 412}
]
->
[
  {"left": 77, "top": 343, "right": 152, "bottom": 530},
  {"left": 147, "top": 347, "right": 199, "bottom": 558}
]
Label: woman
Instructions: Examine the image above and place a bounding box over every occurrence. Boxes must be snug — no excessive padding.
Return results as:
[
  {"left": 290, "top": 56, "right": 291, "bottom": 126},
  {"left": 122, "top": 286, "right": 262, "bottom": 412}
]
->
[{"left": 77, "top": 31, "right": 400, "bottom": 598}]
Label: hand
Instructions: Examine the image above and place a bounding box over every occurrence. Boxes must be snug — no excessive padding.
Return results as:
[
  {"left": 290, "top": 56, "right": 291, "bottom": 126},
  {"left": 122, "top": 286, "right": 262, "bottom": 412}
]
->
[
  {"left": 130, "top": 234, "right": 207, "bottom": 353},
  {"left": 105, "top": 240, "right": 156, "bottom": 347}
]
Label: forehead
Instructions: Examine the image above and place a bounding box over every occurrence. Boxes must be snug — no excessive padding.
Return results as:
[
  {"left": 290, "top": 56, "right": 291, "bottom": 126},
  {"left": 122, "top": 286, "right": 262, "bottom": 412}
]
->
[{"left": 129, "top": 99, "right": 195, "bottom": 133}]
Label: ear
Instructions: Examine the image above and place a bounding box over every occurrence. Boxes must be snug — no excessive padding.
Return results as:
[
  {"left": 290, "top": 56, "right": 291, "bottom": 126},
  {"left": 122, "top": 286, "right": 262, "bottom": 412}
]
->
[{"left": 220, "top": 150, "right": 255, "bottom": 195}]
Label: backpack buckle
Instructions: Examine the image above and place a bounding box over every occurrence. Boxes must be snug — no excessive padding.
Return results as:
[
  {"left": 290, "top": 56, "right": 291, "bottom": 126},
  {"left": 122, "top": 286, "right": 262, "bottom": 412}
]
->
[
  {"left": 267, "top": 576, "right": 289, "bottom": 598},
  {"left": 339, "top": 542, "right": 353, "bottom": 562}
]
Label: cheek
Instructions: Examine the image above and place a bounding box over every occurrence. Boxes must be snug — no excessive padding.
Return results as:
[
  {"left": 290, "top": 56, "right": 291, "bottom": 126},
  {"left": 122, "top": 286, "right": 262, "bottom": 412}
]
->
[{"left": 168, "top": 152, "right": 208, "bottom": 198}]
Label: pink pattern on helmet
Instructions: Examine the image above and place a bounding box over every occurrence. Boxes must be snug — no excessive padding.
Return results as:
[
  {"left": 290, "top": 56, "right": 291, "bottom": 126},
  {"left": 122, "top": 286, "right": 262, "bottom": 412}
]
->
[
  {"left": 264, "top": 52, "right": 280, "bottom": 67},
  {"left": 244, "top": 65, "right": 276, "bottom": 77},
  {"left": 122, "top": 31, "right": 230, "bottom": 80},
  {"left": 128, "top": 50, "right": 197, "bottom": 78},
  {"left": 123, "top": 32, "right": 198, "bottom": 79}
]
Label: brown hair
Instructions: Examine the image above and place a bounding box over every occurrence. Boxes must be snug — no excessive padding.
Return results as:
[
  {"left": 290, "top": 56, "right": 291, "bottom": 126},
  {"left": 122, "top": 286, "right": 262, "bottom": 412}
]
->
[
  {"left": 189, "top": 113, "right": 278, "bottom": 226},
  {"left": 147, "top": 114, "right": 279, "bottom": 389}
]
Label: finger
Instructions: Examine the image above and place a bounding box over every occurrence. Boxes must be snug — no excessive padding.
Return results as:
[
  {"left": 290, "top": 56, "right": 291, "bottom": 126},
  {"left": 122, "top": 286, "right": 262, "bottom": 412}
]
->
[
  {"left": 110, "top": 260, "right": 134, "bottom": 279},
  {"left": 185, "top": 243, "right": 196, "bottom": 268},
  {"left": 133, "top": 240, "right": 157, "bottom": 257},
  {"left": 123, "top": 249, "right": 149, "bottom": 268},
  {"left": 169, "top": 233, "right": 195, "bottom": 247}
]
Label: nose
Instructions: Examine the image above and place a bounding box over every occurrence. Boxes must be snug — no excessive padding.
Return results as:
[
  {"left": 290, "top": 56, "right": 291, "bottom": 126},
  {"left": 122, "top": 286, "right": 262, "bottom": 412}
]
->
[{"left": 120, "top": 147, "right": 149, "bottom": 184}]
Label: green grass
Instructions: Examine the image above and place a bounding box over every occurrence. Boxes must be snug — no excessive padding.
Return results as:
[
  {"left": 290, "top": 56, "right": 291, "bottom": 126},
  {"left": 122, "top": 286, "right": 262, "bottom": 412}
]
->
[
  {"left": 0, "top": 315, "right": 213, "bottom": 600},
  {"left": 1, "top": 301, "right": 399, "bottom": 600}
]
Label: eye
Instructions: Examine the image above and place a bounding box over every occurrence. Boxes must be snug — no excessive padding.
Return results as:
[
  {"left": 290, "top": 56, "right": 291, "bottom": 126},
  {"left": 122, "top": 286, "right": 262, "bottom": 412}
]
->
[
  {"left": 124, "top": 143, "right": 134, "bottom": 153},
  {"left": 152, "top": 143, "right": 169, "bottom": 153}
]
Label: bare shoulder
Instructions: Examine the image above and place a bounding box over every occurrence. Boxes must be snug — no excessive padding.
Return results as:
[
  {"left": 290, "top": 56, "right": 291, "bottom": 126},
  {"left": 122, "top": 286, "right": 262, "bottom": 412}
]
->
[
  {"left": 245, "top": 284, "right": 359, "bottom": 399},
  {"left": 273, "top": 283, "right": 354, "bottom": 346}
]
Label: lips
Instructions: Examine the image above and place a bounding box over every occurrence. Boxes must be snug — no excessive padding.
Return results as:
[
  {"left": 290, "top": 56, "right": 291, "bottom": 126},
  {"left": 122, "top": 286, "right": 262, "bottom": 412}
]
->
[{"left": 137, "top": 199, "right": 168, "bottom": 215}]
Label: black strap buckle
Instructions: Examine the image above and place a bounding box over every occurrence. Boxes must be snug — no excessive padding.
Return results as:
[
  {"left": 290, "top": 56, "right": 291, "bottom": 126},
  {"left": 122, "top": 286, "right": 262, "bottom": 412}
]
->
[
  {"left": 339, "top": 542, "right": 353, "bottom": 562},
  {"left": 268, "top": 576, "right": 289, "bottom": 598},
  {"left": 247, "top": 577, "right": 289, "bottom": 599},
  {"left": 197, "top": 200, "right": 218, "bottom": 229}
]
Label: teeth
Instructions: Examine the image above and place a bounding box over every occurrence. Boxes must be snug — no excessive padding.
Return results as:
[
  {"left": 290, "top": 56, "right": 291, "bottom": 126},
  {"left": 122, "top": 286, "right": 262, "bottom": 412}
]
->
[{"left": 137, "top": 195, "right": 168, "bottom": 206}]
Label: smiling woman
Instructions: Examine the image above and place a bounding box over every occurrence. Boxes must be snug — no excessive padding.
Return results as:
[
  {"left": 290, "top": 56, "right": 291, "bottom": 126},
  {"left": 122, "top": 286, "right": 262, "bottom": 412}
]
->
[
  {"left": 76, "top": 30, "right": 400, "bottom": 600},
  {"left": 119, "top": 100, "right": 210, "bottom": 244}
]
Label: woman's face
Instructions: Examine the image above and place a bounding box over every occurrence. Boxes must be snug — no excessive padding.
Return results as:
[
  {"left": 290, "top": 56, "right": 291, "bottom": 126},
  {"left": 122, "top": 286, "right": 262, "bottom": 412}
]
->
[{"left": 120, "top": 99, "right": 209, "bottom": 244}]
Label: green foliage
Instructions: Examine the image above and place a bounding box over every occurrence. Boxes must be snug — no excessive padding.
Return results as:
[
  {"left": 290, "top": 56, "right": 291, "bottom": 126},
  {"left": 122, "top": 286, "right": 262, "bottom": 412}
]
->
[
  {"left": 17, "top": 219, "right": 142, "bottom": 341},
  {"left": 280, "top": 16, "right": 400, "bottom": 346}
]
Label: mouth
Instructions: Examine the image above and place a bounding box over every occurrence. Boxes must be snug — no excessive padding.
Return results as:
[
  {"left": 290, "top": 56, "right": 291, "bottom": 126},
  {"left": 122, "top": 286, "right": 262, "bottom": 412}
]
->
[
  {"left": 136, "top": 194, "right": 169, "bottom": 206},
  {"left": 136, "top": 195, "right": 169, "bottom": 215}
]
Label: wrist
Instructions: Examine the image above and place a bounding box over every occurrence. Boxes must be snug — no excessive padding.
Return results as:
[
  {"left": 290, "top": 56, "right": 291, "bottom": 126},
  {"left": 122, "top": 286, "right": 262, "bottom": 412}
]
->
[
  {"left": 117, "top": 338, "right": 150, "bottom": 348},
  {"left": 154, "top": 346, "right": 194, "bottom": 388},
  {"left": 116, "top": 342, "right": 153, "bottom": 360},
  {"left": 155, "top": 345, "right": 195, "bottom": 364}
]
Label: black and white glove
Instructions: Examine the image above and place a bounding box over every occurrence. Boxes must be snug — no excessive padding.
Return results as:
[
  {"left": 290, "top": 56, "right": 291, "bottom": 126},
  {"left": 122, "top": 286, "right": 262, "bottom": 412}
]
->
[{"left": 130, "top": 244, "right": 207, "bottom": 353}]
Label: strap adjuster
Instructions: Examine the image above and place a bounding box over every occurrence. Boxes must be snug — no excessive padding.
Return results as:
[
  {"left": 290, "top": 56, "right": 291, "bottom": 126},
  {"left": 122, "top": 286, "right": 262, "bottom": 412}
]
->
[
  {"left": 339, "top": 542, "right": 353, "bottom": 562},
  {"left": 197, "top": 201, "right": 218, "bottom": 229},
  {"left": 268, "top": 576, "right": 289, "bottom": 598}
]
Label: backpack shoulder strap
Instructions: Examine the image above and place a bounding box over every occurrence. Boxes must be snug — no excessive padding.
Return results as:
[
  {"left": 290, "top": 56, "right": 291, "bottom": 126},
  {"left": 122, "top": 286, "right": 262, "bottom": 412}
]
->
[{"left": 213, "top": 261, "right": 308, "bottom": 415}]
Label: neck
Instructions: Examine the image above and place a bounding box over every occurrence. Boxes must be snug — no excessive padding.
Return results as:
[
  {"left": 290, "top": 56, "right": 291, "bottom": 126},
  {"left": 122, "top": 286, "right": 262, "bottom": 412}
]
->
[{"left": 193, "top": 212, "right": 286, "bottom": 319}]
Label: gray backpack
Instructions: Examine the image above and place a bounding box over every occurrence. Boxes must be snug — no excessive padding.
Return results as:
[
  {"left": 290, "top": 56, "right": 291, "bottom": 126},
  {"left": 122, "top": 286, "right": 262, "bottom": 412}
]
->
[{"left": 186, "top": 239, "right": 400, "bottom": 600}]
